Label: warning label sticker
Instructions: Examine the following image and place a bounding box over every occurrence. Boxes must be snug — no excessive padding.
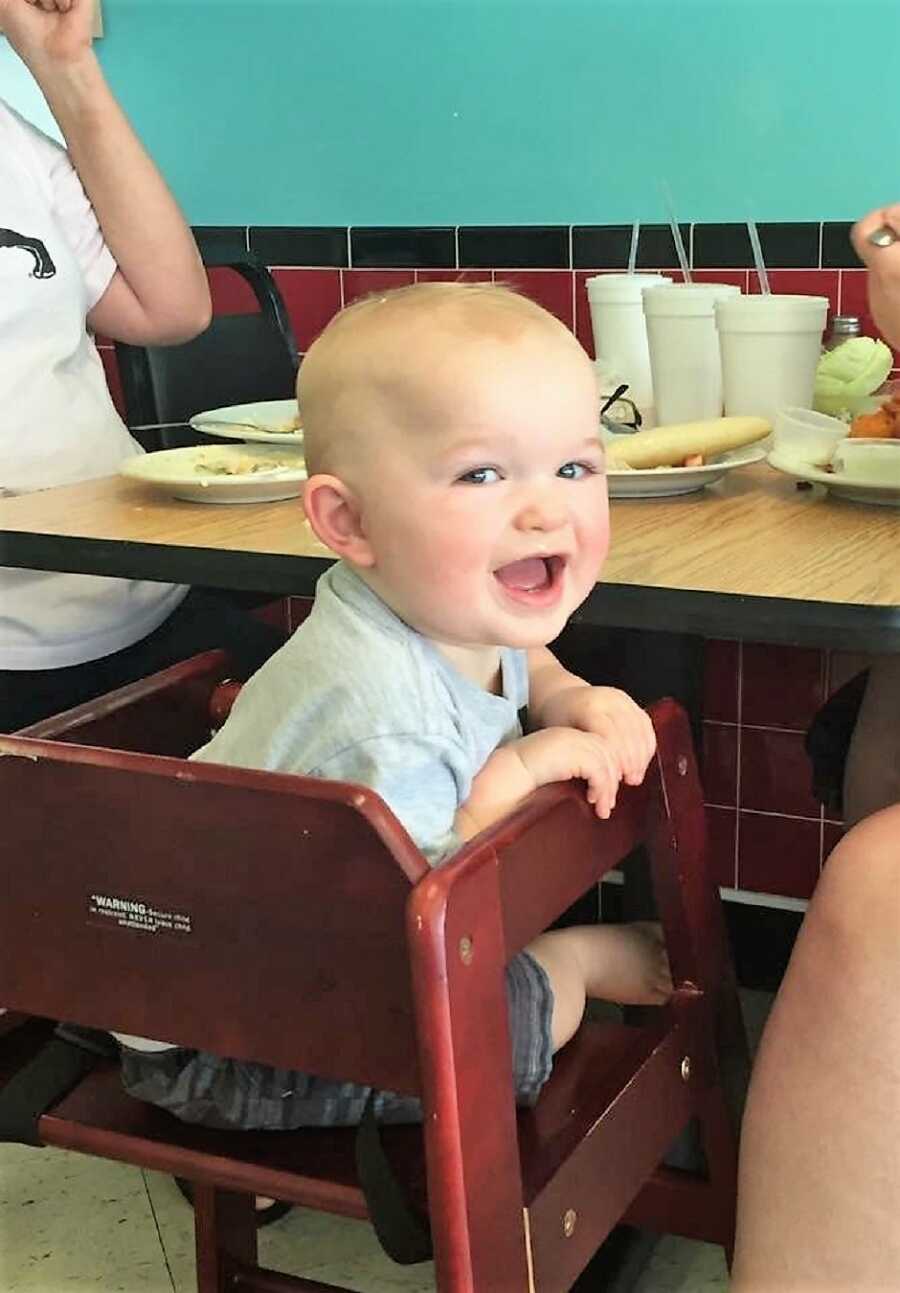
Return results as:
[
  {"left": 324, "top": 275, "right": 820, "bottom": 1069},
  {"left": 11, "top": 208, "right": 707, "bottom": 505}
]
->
[{"left": 88, "top": 892, "right": 192, "bottom": 937}]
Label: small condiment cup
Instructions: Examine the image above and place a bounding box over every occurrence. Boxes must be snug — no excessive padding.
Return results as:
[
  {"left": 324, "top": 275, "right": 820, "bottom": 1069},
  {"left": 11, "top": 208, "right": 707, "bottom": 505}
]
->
[{"left": 772, "top": 407, "right": 848, "bottom": 465}]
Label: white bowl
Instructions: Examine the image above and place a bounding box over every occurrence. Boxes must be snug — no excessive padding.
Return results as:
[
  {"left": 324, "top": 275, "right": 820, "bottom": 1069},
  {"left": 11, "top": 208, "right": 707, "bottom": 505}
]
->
[{"left": 772, "top": 407, "right": 848, "bottom": 465}]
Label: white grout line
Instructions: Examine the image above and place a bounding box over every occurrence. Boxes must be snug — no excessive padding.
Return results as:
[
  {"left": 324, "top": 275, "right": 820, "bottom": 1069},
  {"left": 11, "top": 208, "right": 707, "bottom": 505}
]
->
[
  {"left": 704, "top": 717, "right": 812, "bottom": 735},
  {"left": 602, "top": 871, "right": 809, "bottom": 912},
  {"left": 346, "top": 227, "right": 353, "bottom": 270},
  {"left": 454, "top": 225, "right": 460, "bottom": 269},
  {"left": 719, "top": 886, "right": 808, "bottom": 913},
  {"left": 817, "top": 221, "right": 824, "bottom": 270},
  {"left": 709, "top": 804, "right": 826, "bottom": 825}
]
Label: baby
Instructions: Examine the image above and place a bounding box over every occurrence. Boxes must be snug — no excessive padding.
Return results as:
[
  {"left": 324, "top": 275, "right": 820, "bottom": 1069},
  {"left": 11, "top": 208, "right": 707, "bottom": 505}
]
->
[{"left": 118, "top": 282, "right": 671, "bottom": 1129}]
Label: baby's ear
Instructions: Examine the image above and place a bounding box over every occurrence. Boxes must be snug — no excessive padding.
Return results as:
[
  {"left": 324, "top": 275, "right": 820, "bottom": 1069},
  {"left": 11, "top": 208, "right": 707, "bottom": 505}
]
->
[{"left": 302, "top": 474, "right": 375, "bottom": 567}]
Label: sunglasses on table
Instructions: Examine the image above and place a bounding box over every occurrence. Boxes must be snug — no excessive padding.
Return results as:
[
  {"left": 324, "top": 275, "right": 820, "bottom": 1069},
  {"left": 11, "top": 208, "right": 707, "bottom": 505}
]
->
[{"left": 600, "top": 384, "right": 642, "bottom": 432}]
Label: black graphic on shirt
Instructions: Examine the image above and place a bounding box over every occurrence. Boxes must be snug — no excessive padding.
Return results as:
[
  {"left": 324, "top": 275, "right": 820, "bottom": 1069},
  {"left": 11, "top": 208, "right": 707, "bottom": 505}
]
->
[{"left": 0, "top": 229, "right": 56, "bottom": 279}]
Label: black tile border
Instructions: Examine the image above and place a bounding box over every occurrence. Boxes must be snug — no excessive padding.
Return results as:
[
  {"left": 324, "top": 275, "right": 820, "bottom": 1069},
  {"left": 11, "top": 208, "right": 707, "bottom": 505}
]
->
[
  {"left": 757, "top": 222, "right": 820, "bottom": 269},
  {"left": 822, "top": 222, "right": 863, "bottom": 268},
  {"left": 350, "top": 226, "right": 455, "bottom": 268},
  {"left": 693, "top": 222, "right": 819, "bottom": 270},
  {"left": 574, "top": 223, "right": 691, "bottom": 271},
  {"left": 458, "top": 225, "right": 569, "bottom": 269},
  {"left": 248, "top": 227, "right": 349, "bottom": 267},
  {"left": 204, "top": 223, "right": 869, "bottom": 274},
  {"left": 194, "top": 226, "right": 249, "bottom": 262}
]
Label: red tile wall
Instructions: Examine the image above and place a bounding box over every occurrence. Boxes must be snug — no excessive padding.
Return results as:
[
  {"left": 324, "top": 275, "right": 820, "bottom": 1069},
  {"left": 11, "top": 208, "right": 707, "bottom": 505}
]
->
[
  {"left": 701, "top": 640, "right": 863, "bottom": 901},
  {"left": 96, "top": 244, "right": 887, "bottom": 905}
]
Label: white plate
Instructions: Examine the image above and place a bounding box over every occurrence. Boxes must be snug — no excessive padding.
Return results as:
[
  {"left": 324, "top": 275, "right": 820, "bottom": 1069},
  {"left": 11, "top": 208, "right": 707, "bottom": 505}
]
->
[
  {"left": 190, "top": 399, "right": 303, "bottom": 445},
  {"left": 120, "top": 445, "right": 307, "bottom": 505},
  {"left": 767, "top": 448, "right": 900, "bottom": 507},
  {"left": 606, "top": 444, "right": 767, "bottom": 498}
]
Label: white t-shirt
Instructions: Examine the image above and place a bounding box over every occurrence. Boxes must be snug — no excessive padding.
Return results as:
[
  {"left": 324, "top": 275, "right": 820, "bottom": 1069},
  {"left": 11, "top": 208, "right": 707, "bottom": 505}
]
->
[{"left": 0, "top": 99, "right": 186, "bottom": 670}]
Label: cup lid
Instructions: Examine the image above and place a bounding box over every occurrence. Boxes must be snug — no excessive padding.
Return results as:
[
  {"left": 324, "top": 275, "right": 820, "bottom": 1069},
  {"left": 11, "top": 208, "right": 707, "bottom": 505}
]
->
[
  {"left": 643, "top": 282, "right": 741, "bottom": 316},
  {"left": 586, "top": 273, "right": 671, "bottom": 302},
  {"left": 715, "top": 294, "right": 830, "bottom": 332}
]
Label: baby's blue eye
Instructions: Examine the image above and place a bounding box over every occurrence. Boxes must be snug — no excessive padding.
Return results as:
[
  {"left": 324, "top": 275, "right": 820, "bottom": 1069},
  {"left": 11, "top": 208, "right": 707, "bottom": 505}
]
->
[
  {"left": 558, "top": 461, "right": 597, "bottom": 480},
  {"left": 458, "top": 466, "right": 501, "bottom": 485}
]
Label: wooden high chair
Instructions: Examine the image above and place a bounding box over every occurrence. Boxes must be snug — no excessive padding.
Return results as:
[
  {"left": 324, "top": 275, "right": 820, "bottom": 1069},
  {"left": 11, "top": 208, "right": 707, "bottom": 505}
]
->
[{"left": 0, "top": 651, "right": 748, "bottom": 1292}]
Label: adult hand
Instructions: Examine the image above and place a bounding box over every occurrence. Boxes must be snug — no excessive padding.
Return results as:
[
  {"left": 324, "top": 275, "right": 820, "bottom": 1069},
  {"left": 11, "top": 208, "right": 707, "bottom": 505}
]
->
[
  {"left": 0, "top": 0, "right": 95, "bottom": 72},
  {"left": 851, "top": 205, "right": 900, "bottom": 350},
  {"left": 852, "top": 205, "right": 900, "bottom": 269}
]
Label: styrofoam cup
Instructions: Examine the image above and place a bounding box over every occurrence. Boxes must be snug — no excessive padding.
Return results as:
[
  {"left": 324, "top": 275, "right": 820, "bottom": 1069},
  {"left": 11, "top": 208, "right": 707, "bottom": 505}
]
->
[
  {"left": 643, "top": 283, "right": 741, "bottom": 426},
  {"left": 715, "top": 295, "right": 830, "bottom": 422},
  {"left": 586, "top": 273, "right": 670, "bottom": 418}
]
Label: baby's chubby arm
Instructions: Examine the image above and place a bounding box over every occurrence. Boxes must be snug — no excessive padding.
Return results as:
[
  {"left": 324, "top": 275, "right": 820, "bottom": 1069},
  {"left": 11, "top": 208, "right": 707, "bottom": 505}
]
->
[
  {"left": 527, "top": 647, "right": 656, "bottom": 786},
  {"left": 453, "top": 651, "right": 656, "bottom": 844},
  {"left": 454, "top": 726, "right": 627, "bottom": 842}
]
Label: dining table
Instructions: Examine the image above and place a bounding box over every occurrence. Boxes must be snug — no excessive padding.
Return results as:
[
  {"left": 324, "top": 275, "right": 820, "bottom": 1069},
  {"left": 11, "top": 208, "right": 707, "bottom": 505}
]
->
[{"left": 1, "top": 460, "right": 898, "bottom": 651}]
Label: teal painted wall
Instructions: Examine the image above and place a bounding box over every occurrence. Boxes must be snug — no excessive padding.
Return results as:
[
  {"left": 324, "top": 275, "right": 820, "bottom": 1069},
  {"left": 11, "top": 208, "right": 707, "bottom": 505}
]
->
[{"left": 2, "top": 0, "right": 897, "bottom": 226}]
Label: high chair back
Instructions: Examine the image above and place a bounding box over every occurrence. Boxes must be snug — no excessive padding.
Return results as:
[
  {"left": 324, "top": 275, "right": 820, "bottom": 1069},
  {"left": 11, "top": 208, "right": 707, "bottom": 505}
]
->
[{"left": 0, "top": 654, "right": 747, "bottom": 1293}]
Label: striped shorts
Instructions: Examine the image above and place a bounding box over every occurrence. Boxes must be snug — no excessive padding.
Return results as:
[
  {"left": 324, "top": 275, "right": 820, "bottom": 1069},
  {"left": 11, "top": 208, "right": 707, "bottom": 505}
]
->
[{"left": 119, "top": 950, "right": 554, "bottom": 1130}]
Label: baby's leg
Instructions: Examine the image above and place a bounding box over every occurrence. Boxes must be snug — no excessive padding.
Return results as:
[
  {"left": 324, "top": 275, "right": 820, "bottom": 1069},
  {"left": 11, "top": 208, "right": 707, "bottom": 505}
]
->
[
  {"left": 527, "top": 923, "right": 673, "bottom": 1052},
  {"left": 843, "top": 655, "right": 900, "bottom": 826}
]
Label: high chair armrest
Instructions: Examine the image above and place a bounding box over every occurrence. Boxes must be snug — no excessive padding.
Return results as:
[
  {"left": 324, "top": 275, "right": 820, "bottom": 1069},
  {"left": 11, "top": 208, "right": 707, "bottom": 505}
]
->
[{"left": 410, "top": 698, "right": 693, "bottom": 964}]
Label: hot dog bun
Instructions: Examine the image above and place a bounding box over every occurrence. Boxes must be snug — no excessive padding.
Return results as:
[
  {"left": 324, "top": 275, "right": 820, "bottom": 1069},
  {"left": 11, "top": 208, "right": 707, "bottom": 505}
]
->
[{"left": 606, "top": 416, "right": 771, "bottom": 470}]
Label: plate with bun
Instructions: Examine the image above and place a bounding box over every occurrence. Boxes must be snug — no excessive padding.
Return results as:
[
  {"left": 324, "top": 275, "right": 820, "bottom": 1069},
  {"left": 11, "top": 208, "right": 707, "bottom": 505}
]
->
[{"left": 604, "top": 416, "right": 771, "bottom": 498}]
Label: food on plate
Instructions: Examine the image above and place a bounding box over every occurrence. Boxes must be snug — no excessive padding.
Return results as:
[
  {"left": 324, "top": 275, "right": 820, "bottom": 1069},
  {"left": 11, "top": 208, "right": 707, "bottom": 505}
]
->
[
  {"left": 227, "top": 413, "right": 302, "bottom": 436},
  {"left": 849, "top": 393, "right": 900, "bottom": 440},
  {"left": 193, "top": 454, "right": 298, "bottom": 477},
  {"left": 605, "top": 416, "right": 771, "bottom": 470},
  {"left": 814, "top": 337, "right": 893, "bottom": 417},
  {"left": 267, "top": 412, "right": 302, "bottom": 434}
]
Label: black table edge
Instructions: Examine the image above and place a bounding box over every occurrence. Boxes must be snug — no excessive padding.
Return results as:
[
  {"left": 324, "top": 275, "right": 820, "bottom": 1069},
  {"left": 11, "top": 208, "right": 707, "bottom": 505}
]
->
[{"left": 3, "top": 529, "right": 900, "bottom": 650}]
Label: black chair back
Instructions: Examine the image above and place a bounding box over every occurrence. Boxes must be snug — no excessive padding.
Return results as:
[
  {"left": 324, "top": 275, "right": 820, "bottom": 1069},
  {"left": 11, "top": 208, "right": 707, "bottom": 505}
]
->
[{"left": 115, "top": 253, "right": 299, "bottom": 450}]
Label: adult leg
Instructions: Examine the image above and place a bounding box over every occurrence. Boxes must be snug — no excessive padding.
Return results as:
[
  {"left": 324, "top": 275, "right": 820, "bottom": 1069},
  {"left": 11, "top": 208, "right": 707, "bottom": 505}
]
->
[
  {"left": 843, "top": 655, "right": 900, "bottom": 827},
  {"left": 732, "top": 804, "right": 900, "bottom": 1290}
]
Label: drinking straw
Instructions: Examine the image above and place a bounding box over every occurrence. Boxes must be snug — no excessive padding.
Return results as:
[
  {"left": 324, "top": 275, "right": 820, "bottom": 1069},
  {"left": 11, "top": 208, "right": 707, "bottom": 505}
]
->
[
  {"left": 660, "top": 181, "right": 691, "bottom": 282},
  {"left": 627, "top": 221, "right": 640, "bottom": 274},
  {"left": 747, "top": 220, "right": 770, "bottom": 294}
]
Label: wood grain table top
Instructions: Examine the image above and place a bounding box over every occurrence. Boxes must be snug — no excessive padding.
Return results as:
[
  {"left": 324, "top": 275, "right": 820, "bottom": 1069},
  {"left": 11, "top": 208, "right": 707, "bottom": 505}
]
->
[{"left": 2, "top": 462, "right": 898, "bottom": 648}]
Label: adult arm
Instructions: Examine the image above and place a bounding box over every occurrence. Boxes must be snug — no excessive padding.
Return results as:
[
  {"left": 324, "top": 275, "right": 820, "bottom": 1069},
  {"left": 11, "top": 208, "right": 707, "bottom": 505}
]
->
[{"left": 0, "top": 0, "right": 211, "bottom": 344}]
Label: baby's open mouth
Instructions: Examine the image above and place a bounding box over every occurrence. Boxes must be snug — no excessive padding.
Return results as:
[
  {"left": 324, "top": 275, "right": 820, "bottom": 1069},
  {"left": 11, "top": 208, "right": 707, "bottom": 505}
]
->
[{"left": 494, "top": 554, "right": 565, "bottom": 593}]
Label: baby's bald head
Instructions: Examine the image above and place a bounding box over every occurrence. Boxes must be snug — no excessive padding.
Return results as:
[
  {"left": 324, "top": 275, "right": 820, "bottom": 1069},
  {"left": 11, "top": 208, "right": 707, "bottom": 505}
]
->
[{"left": 297, "top": 282, "right": 584, "bottom": 479}]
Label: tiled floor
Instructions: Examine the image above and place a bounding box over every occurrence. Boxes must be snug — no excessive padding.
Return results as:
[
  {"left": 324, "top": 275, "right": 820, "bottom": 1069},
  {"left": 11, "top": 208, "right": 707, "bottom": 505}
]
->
[{"left": 0, "top": 992, "right": 772, "bottom": 1293}]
